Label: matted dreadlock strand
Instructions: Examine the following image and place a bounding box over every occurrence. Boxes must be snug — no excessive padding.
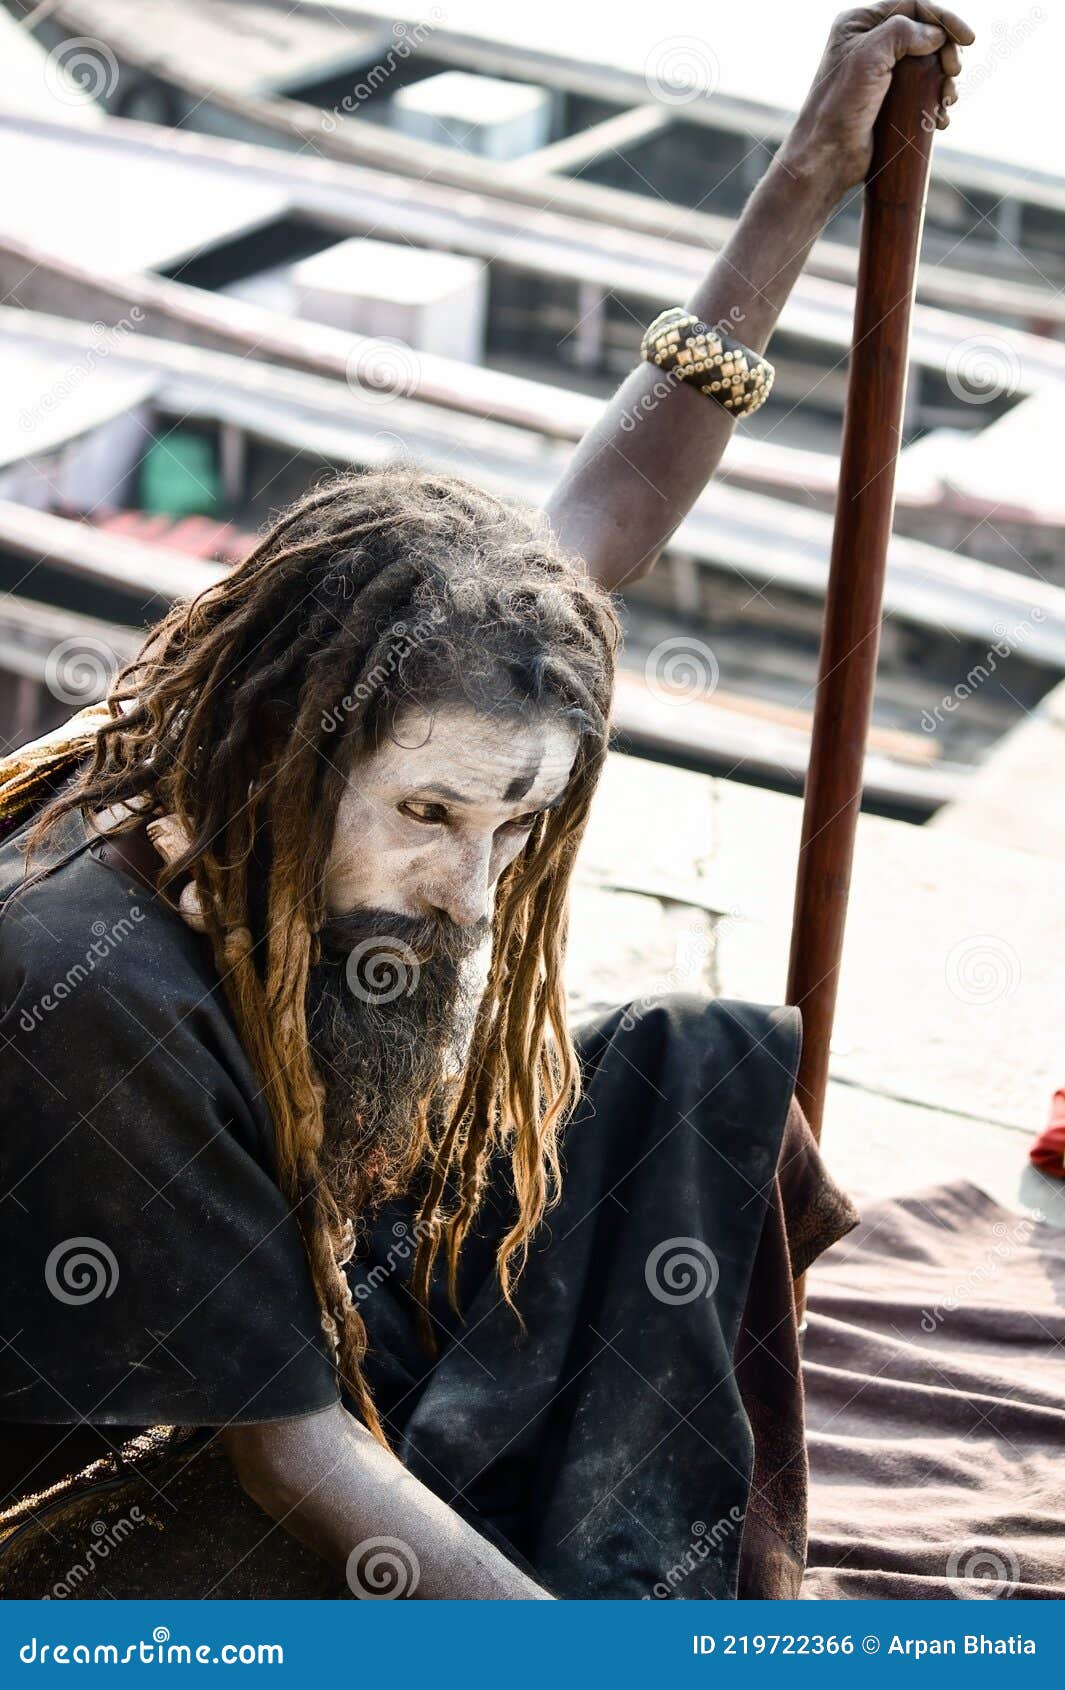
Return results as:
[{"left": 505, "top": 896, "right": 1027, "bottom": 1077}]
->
[
  {"left": 227, "top": 586, "right": 445, "bottom": 1426},
  {"left": 28, "top": 465, "right": 620, "bottom": 1444},
  {"left": 431, "top": 796, "right": 591, "bottom": 1324}
]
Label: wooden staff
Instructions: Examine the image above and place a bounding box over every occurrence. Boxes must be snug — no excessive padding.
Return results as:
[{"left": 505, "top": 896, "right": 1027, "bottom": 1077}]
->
[{"left": 786, "top": 54, "right": 942, "bottom": 1142}]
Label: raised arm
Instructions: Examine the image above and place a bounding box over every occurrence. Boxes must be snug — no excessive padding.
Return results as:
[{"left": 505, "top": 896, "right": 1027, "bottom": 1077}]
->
[
  {"left": 222, "top": 1406, "right": 554, "bottom": 1599},
  {"left": 545, "top": 1, "right": 973, "bottom": 593}
]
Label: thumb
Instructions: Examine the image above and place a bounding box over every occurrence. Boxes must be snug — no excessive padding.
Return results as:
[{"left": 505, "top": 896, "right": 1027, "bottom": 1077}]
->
[{"left": 881, "top": 15, "right": 948, "bottom": 59}]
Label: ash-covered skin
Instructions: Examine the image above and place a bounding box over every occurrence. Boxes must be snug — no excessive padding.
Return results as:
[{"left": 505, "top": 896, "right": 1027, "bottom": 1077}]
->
[
  {"left": 321, "top": 701, "right": 578, "bottom": 924},
  {"left": 307, "top": 702, "right": 578, "bottom": 1214}
]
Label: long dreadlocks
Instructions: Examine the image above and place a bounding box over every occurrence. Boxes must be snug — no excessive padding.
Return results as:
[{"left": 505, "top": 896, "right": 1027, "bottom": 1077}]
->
[{"left": 30, "top": 467, "right": 620, "bottom": 1446}]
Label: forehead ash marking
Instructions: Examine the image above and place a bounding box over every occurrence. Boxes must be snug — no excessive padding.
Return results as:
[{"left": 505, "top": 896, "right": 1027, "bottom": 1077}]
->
[{"left": 504, "top": 764, "right": 539, "bottom": 803}]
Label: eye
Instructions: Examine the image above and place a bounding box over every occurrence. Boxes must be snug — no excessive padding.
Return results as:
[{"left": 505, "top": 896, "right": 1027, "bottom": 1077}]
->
[
  {"left": 399, "top": 800, "right": 448, "bottom": 825},
  {"left": 502, "top": 810, "right": 542, "bottom": 834}
]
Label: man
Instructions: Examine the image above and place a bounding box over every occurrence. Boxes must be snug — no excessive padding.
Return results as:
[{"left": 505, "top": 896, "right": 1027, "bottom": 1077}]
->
[{"left": 0, "top": 5, "right": 970, "bottom": 1600}]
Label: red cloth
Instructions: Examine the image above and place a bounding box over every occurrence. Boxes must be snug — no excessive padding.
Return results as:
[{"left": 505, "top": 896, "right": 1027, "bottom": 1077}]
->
[{"left": 1030, "top": 1088, "right": 1065, "bottom": 1177}]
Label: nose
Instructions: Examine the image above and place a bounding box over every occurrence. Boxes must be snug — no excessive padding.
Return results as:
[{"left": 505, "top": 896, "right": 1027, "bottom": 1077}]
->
[{"left": 419, "top": 838, "right": 493, "bottom": 930}]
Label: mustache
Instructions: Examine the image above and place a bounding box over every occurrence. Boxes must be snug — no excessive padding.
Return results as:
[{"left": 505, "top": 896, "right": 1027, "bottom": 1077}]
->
[{"left": 315, "top": 906, "right": 492, "bottom": 972}]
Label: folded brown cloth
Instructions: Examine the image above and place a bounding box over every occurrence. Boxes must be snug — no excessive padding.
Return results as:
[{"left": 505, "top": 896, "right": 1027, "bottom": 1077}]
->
[{"left": 802, "top": 1181, "right": 1065, "bottom": 1599}]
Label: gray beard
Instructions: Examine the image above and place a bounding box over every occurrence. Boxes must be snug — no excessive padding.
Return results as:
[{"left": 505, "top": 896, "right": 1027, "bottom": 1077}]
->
[{"left": 305, "top": 907, "right": 490, "bottom": 1219}]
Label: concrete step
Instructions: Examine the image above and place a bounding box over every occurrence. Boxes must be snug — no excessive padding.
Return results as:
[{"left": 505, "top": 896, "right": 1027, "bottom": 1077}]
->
[{"left": 569, "top": 751, "right": 1064, "bottom": 1226}]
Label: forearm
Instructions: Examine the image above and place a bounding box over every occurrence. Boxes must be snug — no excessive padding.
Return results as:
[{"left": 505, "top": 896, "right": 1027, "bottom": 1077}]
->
[
  {"left": 544, "top": 142, "right": 845, "bottom": 593},
  {"left": 223, "top": 1406, "right": 553, "bottom": 1600}
]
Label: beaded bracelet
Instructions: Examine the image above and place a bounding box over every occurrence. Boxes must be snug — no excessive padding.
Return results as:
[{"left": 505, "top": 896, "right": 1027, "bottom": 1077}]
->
[{"left": 640, "top": 307, "right": 775, "bottom": 418}]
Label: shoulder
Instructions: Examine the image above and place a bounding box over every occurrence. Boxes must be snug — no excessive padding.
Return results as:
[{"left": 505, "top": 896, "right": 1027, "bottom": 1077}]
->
[
  {"left": 0, "top": 816, "right": 268, "bottom": 1159},
  {"left": 3, "top": 815, "right": 217, "bottom": 1021},
  {"left": 0, "top": 820, "right": 338, "bottom": 1427}
]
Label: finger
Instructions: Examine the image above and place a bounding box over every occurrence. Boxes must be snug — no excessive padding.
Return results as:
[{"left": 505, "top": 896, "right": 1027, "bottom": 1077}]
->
[
  {"left": 857, "top": 0, "right": 974, "bottom": 42},
  {"left": 939, "top": 74, "right": 958, "bottom": 110},
  {"left": 913, "top": 2, "right": 976, "bottom": 46},
  {"left": 938, "top": 39, "right": 963, "bottom": 77},
  {"left": 859, "top": 1, "right": 976, "bottom": 46}
]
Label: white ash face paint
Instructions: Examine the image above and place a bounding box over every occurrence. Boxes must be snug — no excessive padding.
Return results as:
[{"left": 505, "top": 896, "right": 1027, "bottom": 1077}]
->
[{"left": 322, "top": 702, "right": 579, "bottom": 927}]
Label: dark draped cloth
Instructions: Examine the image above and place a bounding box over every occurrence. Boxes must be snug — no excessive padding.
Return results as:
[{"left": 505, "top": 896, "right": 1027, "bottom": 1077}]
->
[
  {"left": 0, "top": 805, "right": 856, "bottom": 1599},
  {"left": 352, "top": 996, "right": 858, "bottom": 1600}
]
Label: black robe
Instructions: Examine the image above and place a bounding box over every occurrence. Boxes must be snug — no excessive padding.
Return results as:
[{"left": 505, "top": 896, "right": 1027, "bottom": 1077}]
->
[{"left": 0, "top": 806, "right": 856, "bottom": 1598}]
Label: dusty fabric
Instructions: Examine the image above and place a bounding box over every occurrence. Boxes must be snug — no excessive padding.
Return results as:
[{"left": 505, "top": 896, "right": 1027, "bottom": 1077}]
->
[
  {"left": 802, "top": 1181, "right": 1065, "bottom": 1599},
  {"left": 734, "top": 1095, "right": 859, "bottom": 1596},
  {"left": 0, "top": 799, "right": 856, "bottom": 1598},
  {"left": 351, "top": 1001, "right": 857, "bottom": 1600},
  {"left": 0, "top": 804, "right": 339, "bottom": 1440}
]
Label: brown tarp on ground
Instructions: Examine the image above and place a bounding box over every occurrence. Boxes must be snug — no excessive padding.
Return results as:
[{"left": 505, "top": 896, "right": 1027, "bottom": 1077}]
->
[{"left": 801, "top": 1181, "right": 1065, "bottom": 1599}]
